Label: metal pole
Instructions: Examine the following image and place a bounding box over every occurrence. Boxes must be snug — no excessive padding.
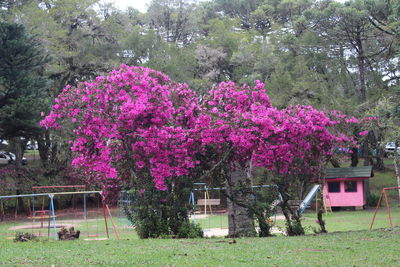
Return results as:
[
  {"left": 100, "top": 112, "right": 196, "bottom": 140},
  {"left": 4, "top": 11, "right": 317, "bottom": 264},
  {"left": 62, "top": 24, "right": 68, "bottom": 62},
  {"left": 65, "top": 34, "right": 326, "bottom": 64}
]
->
[
  {"left": 370, "top": 190, "right": 384, "bottom": 231},
  {"left": 383, "top": 190, "right": 393, "bottom": 227},
  {"left": 47, "top": 209, "right": 51, "bottom": 240},
  {"left": 189, "top": 191, "right": 196, "bottom": 224},
  {"left": 204, "top": 187, "right": 207, "bottom": 217},
  {"left": 83, "top": 193, "right": 87, "bottom": 219},
  {"left": 49, "top": 194, "right": 58, "bottom": 240},
  {"left": 32, "top": 196, "right": 35, "bottom": 216}
]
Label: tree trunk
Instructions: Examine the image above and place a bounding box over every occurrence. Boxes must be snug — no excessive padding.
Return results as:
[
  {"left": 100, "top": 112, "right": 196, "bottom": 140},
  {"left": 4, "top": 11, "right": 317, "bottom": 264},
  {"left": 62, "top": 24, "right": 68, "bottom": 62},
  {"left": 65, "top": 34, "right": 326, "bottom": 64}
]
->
[
  {"left": 372, "top": 131, "right": 385, "bottom": 171},
  {"left": 394, "top": 143, "right": 400, "bottom": 203},
  {"left": 356, "top": 32, "right": 367, "bottom": 102},
  {"left": 374, "top": 147, "right": 385, "bottom": 171},
  {"left": 10, "top": 137, "right": 24, "bottom": 168},
  {"left": 225, "top": 167, "right": 256, "bottom": 238},
  {"left": 351, "top": 147, "right": 359, "bottom": 167},
  {"left": 36, "top": 132, "right": 50, "bottom": 167}
]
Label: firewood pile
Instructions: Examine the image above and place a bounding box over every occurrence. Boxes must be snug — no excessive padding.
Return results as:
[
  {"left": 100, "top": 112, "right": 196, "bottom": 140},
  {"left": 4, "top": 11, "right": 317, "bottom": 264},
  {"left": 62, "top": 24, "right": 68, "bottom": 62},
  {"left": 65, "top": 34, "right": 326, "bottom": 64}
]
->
[{"left": 58, "top": 227, "right": 80, "bottom": 240}]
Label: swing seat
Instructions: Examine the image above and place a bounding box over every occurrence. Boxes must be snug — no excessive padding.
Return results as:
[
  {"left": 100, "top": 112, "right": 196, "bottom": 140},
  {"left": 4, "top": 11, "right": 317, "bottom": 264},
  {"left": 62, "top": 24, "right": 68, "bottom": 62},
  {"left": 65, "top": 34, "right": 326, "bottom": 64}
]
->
[
  {"left": 87, "top": 234, "right": 99, "bottom": 237},
  {"left": 27, "top": 215, "right": 56, "bottom": 219},
  {"left": 28, "top": 210, "right": 56, "bottom": 228}
]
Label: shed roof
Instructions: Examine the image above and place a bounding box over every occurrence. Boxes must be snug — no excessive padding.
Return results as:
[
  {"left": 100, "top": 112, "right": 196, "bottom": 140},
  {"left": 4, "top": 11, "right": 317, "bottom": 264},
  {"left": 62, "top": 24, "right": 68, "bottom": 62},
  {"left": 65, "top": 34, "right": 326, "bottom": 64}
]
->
[{"left": 325, "top": 166, "right": 373, "bottom": 179}]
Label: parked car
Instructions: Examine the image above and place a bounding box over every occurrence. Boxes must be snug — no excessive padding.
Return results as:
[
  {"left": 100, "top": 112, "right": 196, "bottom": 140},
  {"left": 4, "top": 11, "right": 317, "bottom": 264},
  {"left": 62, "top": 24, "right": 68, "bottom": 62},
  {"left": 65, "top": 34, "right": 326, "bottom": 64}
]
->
[
  {"left": 0, "top": 153, "right": 9, "bottom": 165},
  {"left": 26, "top": 141, "right": 38, "bottom": 150},
  {"left": 385, "top": 142, "right": 400, "bottom": 155},
  {"left": 0, "top": 151, "right": 27, "bottom": 165}
]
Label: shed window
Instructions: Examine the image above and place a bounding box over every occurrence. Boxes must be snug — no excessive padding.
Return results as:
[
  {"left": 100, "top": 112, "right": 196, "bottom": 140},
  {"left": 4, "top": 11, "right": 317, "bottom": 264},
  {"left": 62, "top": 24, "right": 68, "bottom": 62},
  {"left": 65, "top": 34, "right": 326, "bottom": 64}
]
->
[
  {"left": 328, "top": 182, "right": 340, "bottom": 193},
  {"left": 345, "top": 181, "right": 357, "bottom": 192}
]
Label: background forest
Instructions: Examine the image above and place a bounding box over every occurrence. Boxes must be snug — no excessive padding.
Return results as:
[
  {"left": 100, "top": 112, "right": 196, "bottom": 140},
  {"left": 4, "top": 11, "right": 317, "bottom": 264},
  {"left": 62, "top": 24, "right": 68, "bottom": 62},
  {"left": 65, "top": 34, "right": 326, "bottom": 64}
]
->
[{"left": 0, "top": 0, "right": 400, "bottom": 191}]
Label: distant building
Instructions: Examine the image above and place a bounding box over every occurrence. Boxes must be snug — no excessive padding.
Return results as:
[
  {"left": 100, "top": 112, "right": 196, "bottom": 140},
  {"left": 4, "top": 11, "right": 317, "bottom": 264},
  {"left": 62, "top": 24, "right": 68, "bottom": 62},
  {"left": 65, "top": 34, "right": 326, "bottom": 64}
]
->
[{"left": 323, "top": 166, "right": 373, "bottom": 210}]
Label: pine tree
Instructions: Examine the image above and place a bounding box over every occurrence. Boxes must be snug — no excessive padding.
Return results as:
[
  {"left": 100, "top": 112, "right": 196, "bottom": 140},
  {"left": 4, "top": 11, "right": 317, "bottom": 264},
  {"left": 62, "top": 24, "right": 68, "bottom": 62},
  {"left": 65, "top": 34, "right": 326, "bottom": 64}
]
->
[{"left": 0, "top": 22, "right": 49, "bottom": 166}]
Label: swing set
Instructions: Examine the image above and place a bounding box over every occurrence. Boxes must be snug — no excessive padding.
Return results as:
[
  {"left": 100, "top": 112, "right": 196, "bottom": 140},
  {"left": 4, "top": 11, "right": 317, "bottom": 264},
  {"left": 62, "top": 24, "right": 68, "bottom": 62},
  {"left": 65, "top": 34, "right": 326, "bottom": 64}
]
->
[
  {"left": 370, "top": 186, "right": 400, "bottom": 231},
  {"left": 0, "top": 190, "right": 120, "bottom": 241}
]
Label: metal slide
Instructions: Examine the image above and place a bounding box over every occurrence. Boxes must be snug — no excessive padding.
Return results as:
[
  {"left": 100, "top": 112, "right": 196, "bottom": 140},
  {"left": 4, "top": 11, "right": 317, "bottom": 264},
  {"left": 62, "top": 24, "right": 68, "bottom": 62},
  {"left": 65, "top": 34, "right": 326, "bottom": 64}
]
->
[{"left": 297, "top": 184, "right": 321, "bottom": 216}]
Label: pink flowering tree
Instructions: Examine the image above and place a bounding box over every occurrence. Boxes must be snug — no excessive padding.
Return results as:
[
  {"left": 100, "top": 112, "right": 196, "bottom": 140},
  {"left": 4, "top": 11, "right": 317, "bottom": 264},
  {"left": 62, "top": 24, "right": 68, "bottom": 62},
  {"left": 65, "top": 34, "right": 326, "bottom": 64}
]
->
[
  {"left": 195, "top": 81, "right": 364, "bottom": 236},
  {"left": 42, "top": 65, "right": 368, "bottom": 237},
  {"left": 41, "top": 65, "right": 204, "bottom": 237}
]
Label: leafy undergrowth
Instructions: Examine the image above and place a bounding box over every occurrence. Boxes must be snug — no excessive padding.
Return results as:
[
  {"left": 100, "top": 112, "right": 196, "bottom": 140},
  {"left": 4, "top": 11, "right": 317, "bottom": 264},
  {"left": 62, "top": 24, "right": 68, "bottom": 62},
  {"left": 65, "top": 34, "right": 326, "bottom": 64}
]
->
[{"left": 0, "top": 228, "right": 399, "bottom": 266}]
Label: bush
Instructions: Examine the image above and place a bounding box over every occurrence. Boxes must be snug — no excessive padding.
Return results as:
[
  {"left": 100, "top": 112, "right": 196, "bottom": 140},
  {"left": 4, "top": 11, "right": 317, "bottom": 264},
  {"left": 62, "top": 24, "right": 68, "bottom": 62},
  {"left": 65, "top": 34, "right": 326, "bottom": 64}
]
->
[
  {"left": 123, "top": 178, "right": 204, "bottom": 239},
  {"left": 367, "top": 192, "right": 380, "bottom": 207},
  {"left": 177, "top": 221, "right": 204, "bottom": 238},
  {"left": 286, "top": 218, "right": 305, "bottom": 236}
]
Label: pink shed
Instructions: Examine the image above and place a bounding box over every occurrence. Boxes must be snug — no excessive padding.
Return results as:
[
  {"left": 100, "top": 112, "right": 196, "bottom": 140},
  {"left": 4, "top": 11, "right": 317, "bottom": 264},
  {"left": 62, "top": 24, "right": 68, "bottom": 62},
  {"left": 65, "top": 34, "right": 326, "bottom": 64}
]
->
[{"left": 323, "top": 166, "right": 373, "bottom": 209}]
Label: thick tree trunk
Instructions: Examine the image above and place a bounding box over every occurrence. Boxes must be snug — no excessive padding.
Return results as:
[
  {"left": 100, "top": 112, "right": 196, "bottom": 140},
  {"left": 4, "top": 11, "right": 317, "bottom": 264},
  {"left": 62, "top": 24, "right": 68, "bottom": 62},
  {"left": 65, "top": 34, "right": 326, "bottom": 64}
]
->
[
  {"left": 225, "top": 167, "right": 256, "bottom": 238},
  {"left": 373, "top": 146, "right": 385, "bottom": 171},
  {"left": 10, "top": 137, "right": 24, "bottom": 168},
  {"left": 351, "top": 147, "right": 359, "bottom": 167},
  {"left": 36, "top": 132, "right": 50, "bottom": 167}
]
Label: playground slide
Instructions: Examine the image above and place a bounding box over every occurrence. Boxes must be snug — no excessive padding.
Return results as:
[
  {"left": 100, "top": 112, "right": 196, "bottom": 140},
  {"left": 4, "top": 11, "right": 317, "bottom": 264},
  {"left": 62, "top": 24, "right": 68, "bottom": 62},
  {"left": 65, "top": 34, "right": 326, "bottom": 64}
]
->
[{"left": 297, "top": 184, "right": 321, "bottom": 216}]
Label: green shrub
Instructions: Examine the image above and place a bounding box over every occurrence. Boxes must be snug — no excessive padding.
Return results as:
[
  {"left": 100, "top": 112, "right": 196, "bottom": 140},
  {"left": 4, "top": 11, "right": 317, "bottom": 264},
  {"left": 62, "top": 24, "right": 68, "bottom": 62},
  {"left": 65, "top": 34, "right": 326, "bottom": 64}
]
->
[
  {"left": 177, "top": 221, "right": 204, "bottom": 238},
  {"left": 367, "top": 192, "right": 380, "bottom": 207},
  {"left": 123, "top": 178, "right": 204, "bottom": 239}
]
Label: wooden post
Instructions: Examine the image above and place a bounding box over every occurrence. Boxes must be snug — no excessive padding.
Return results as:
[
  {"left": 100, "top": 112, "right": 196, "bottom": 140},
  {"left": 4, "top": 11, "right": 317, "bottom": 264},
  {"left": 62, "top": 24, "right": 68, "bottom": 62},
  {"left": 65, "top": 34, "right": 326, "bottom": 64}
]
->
[
  {"left": 102, "top": 202, "right": 110, "bottom": 239},
  {"left": 383, "top": 190, "right": 393, "bottom": 227},
  {"left": 105, "top": 204, "right": 120, "bottom": 240},
  {"left": 370, "top": 190, "right": 384, "bottom": 231}
]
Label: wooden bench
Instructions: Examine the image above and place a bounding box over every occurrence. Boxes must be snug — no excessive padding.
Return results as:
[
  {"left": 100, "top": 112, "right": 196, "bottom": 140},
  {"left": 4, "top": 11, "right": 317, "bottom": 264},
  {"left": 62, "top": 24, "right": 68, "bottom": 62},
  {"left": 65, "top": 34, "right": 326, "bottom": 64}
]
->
[
  {"left": 288, "top": 200, "right": 302, "bottom": 210},
  {"left": 197, "top": 199, "right": 221, "bottom": 206},
  {"left": 28, "top": 210, "right": 56, "bottom": 228}
]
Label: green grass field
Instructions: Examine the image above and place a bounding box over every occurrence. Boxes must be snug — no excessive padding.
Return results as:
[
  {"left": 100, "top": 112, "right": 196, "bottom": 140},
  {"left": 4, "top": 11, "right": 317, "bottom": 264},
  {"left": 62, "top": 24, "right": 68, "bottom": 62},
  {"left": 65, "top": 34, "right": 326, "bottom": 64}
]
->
[
  {"left": 0, "top": 224, "right": 399, "bottom": 266},
  {"left": 1, "top": 168, "right": 400, "bottom": 266},
  {"left": 1, "top": 207, "right": 400, "bottom": 266}
]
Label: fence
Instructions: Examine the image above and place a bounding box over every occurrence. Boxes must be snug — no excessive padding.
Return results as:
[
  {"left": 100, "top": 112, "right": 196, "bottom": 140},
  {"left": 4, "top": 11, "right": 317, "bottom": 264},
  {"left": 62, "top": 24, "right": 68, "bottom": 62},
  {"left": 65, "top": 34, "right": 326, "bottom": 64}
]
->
[{"left": 0, "top": 191, "right": 120, "bottom": 241}]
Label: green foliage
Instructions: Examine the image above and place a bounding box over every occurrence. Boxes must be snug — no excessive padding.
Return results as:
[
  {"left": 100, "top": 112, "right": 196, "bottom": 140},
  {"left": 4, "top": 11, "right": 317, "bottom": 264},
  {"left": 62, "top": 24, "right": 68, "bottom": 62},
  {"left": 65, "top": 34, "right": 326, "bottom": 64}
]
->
[
  {"left": 124, "top": 178, "right": 203, "bottom": 239},
  {"left": 367, "top": 191, "right": 380, "bottom": 207},
  {"left": 285, "top": 216, "right": 305, "bottom": 236},
  {"left": 0, "top": 22, "right": 49, "bottom": 139},
  {"left": 176, "top": 221, "right": 204, "bottom": 239}
]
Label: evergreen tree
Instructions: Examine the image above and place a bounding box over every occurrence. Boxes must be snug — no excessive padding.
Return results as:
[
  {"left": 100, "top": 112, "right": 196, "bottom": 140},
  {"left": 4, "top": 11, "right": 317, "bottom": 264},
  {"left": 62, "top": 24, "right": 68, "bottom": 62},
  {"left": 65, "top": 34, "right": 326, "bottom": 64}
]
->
[{"left": 0, "top": 22, "right": 49, "bottom": 166}]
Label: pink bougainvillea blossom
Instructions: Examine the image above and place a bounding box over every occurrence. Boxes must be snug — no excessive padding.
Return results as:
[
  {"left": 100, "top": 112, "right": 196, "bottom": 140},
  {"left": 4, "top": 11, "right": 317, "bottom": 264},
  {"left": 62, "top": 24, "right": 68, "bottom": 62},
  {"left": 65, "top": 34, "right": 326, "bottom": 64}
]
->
[{"left": 41, "top": 65, "right": 369, "bottom": 193}]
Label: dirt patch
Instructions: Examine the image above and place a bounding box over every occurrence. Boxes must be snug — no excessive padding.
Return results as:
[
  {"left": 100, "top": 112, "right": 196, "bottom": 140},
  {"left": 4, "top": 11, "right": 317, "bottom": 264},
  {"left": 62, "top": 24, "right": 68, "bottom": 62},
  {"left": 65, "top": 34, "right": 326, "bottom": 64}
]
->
[
  {"left": 9, "top": 223, "right": 75, "bottom": 231},
  {"left": 203, "top": 227, "right": 284, "bottom": 237},
  {"left": 83, "top": 237, "right": 108, "bottom": 241}
]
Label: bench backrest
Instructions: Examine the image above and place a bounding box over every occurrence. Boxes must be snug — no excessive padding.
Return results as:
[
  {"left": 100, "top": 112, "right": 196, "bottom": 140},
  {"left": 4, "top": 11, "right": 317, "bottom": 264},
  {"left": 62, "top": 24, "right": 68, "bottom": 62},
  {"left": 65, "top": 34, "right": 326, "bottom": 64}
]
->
[{"left": 197, "top": 199, "right": 221, "bottom": 206}]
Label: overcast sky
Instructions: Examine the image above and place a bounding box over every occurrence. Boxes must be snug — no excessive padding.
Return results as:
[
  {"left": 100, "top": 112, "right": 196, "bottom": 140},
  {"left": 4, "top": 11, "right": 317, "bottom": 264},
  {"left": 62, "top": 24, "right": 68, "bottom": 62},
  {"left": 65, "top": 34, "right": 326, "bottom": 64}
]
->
[
  {"left": 103, "top": 0, "right": 346, "bottom": 13},
  {"left": 102, "top": 0, "right": 152, "bottom": 13}
]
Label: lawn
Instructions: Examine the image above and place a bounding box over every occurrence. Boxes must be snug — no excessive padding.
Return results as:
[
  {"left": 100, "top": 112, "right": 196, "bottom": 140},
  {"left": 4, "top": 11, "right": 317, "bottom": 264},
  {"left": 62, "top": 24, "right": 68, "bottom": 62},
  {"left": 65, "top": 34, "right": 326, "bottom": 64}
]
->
[
  {"left": 1, "top": 207, "right": 400, "bottom": 266},
  {"left": 0, "top": 225, "right": 399, "bottom": 266},
  {"left": 1, "top": 168, "right": 399, "bottom": 266}
]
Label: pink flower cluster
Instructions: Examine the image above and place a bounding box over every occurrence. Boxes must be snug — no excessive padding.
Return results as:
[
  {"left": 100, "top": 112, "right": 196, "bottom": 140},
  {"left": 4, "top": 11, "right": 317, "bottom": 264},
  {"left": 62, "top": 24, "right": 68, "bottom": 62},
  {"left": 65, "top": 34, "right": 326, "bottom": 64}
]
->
[{"left": 41, "top": 65, "right": 368, "bottom": 192}]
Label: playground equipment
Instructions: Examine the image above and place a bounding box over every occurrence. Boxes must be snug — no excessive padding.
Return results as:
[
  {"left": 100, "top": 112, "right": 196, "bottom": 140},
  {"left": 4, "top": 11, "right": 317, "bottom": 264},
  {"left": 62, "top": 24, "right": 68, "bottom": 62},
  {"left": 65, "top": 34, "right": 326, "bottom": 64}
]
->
[
  {"left": 0, "top": 191, "right": 120, "bottom": 240},
  {"left": 189, "top": 184, "right": 283, "bottom": 229},
  {"left": 370, "top": 186, "right": 400, "bottom": 231},
  {"left": 323, "top": 166, "right": 373, "bottom": 209},
  {"left": 298, "top": 184, "right": 321, "bottom": 216},
  {"left": 31, "top": 185, "right": 87, "bottom": 219}
]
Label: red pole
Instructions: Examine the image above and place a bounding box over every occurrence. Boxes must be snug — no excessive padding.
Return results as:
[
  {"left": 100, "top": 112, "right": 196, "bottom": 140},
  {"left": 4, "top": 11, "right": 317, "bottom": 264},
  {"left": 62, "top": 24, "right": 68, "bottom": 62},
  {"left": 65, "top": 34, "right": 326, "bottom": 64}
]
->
[
  {"left": 383, "top": 190, "right": 393, "bottom": 227},
  {"left": 102, "top": 202, "right": 110, "bottom": 239},
  {"left": 105, "top": 204, "right": 120, "bottom": 240},
  {"left": 370, "top": 189, "right": 384, "bottom": 231}
]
